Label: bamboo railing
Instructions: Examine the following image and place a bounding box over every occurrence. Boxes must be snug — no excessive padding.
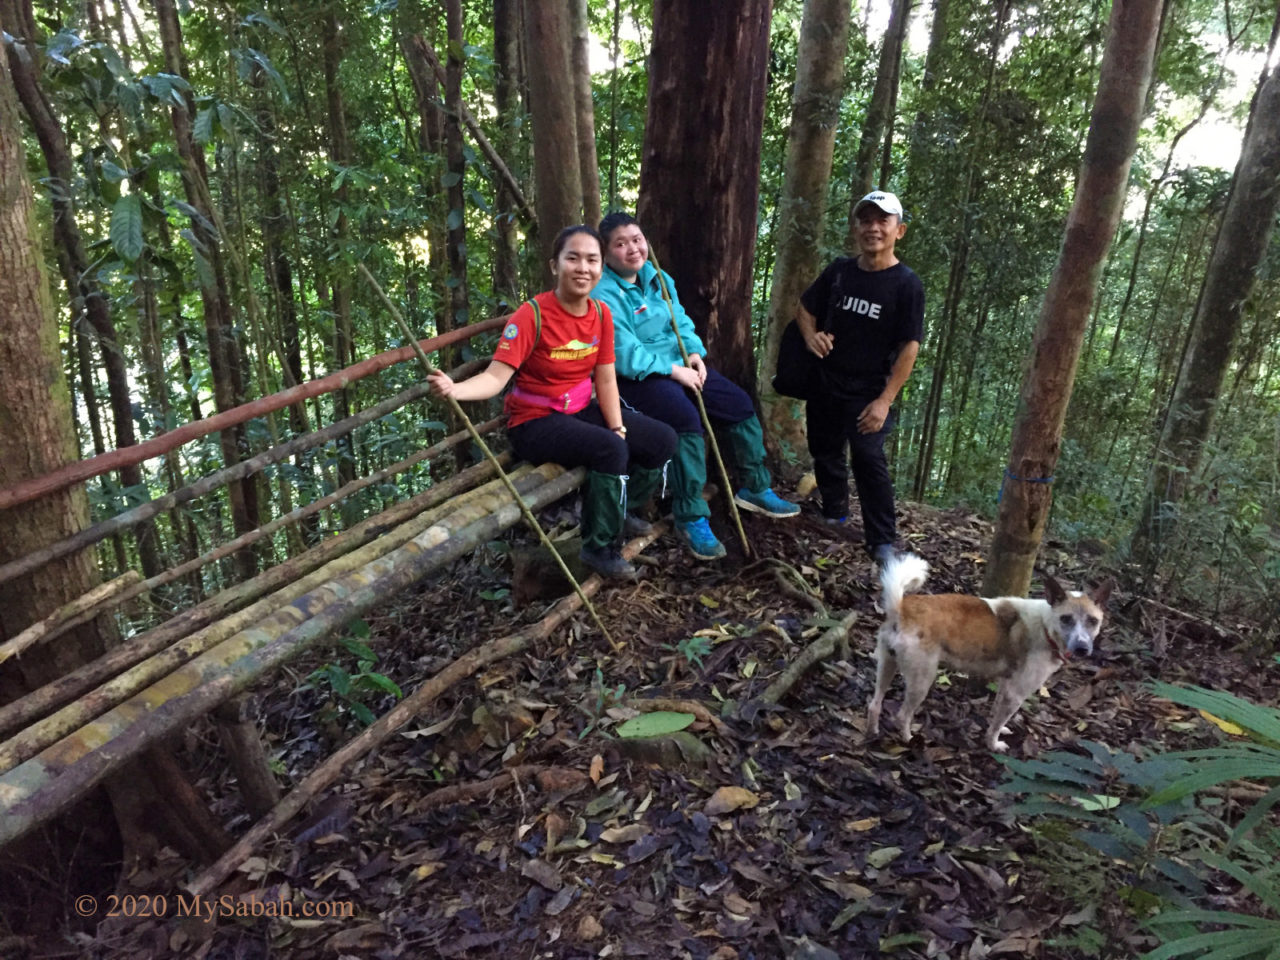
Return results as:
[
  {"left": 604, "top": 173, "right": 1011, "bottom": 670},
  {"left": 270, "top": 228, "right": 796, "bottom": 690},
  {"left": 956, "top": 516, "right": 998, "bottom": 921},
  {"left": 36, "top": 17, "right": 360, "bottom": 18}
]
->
[{"left": 0, "top": 314, "right": 604, "bottom": 850}]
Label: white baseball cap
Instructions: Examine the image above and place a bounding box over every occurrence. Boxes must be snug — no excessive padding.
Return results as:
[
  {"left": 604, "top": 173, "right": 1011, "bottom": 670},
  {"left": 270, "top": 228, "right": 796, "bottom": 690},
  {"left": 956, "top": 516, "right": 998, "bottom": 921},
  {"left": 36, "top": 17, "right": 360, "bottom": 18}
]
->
[{"left": 854, "top": 191, "right": 904, "bottom": 218}]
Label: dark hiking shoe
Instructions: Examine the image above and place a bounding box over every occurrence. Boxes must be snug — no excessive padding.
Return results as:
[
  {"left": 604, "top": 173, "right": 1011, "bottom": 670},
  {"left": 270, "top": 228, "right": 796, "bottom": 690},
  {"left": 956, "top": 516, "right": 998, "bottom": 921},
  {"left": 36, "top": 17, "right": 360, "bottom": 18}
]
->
[
  {"left": 623, "top": 513, "right": 655, "bottom": 537},
  {"left": 580, "top": 545, "right": 637, "bottom": 580}
]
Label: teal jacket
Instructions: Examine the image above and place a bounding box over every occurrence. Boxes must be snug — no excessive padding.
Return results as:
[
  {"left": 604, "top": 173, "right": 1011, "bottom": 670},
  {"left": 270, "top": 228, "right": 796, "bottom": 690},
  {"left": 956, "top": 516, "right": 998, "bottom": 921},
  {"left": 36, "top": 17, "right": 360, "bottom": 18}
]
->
[{"left": 591, "top": 261, "right": 706, "bottom": 380}]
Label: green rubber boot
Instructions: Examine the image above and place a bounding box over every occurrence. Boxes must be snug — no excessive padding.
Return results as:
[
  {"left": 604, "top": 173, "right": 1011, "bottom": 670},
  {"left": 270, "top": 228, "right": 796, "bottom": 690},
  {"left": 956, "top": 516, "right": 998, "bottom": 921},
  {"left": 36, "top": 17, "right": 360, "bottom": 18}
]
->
[
  {"left": 672, "top": 432, "right": 712, "bottom": 524},
  {"left": 725, "top": 414, "right": 772, "bottom": 495},
  {"left": 623, "top": 463, "right": 667, "bottom": 536},
  {"left": 580, "top": 472, "right": 636, "bottom": 579}
]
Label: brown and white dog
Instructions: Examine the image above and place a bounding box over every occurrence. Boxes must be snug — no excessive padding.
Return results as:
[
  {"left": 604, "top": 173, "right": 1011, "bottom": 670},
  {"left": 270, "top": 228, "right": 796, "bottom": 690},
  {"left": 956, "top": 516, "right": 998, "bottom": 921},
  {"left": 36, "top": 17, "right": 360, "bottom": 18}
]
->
[{"left": 866, "top": 553, "right": 1111, "bottom": 752}]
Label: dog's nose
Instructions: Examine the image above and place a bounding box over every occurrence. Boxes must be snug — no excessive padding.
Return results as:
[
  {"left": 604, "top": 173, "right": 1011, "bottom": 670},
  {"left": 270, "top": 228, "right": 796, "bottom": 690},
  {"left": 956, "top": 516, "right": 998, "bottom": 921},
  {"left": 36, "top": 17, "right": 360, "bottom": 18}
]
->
[{"left": 1068, "top": 640, "right": 1093, "bottom": 658}]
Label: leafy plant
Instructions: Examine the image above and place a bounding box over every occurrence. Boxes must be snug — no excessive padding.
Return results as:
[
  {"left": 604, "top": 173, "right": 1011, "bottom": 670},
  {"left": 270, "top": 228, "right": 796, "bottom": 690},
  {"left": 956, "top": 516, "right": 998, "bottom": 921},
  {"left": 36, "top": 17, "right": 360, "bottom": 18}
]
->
[
  {"left": 1000, "top": 683, "right": 1280, "bottom": 958},
  {"left": 664, "top": 635, "right": 714, "bottom": 671},
  {"left": 306, "top": 621, "right": 402, "bottom": 727}
]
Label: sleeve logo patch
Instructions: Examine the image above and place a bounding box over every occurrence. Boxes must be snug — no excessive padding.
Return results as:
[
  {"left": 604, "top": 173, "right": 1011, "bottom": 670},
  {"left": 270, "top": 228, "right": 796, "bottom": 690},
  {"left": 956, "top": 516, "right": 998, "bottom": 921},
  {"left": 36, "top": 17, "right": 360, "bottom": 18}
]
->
[{"left": 503, "top": 322, "right": 520, "bottom": 340}]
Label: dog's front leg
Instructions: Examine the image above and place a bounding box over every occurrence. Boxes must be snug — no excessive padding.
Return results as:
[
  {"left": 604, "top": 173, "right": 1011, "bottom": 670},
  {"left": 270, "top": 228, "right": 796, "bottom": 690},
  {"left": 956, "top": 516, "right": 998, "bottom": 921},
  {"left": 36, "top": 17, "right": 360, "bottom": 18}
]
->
[{"left": 985, "top": 664, "right": 1051, "bottom": 752}]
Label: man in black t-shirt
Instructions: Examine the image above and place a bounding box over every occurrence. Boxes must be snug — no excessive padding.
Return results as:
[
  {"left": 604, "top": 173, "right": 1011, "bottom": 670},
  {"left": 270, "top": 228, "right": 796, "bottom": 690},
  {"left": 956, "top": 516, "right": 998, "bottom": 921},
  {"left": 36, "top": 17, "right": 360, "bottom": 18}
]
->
[{"left": 795, "top": 190, "right": 924, "bottom": 564}]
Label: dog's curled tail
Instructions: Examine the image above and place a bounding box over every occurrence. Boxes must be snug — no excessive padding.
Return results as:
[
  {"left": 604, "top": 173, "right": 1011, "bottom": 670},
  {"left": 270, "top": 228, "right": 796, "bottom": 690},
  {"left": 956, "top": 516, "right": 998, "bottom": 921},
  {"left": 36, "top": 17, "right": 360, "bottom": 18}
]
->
[{"left": 880, "top": 552, "right": 930, "bottom": 618}]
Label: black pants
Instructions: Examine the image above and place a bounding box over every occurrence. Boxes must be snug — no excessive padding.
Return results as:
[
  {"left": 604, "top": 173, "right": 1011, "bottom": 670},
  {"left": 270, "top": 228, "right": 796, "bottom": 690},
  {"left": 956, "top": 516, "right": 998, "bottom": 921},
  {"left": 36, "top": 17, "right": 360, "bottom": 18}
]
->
[
  {"left": 806, "top": 394, "right": 897, "bottom": 548},
  {"left": 507, "top": 403, "right": 676, "bottom": 476}
]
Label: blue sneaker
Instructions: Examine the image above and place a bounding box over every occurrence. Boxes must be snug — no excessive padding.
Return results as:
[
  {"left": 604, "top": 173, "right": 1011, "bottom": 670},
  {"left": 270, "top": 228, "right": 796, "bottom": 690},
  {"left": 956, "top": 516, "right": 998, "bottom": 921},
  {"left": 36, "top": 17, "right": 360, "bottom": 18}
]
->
[
  {"left": 676, "top": 517, "right": 726, "bottom": 560},
  {"left": 823, "top": 515, "right": 848, "bottom": 526},
  {"left": 734, "top": 487, "right": 801, "bottom": 519}
]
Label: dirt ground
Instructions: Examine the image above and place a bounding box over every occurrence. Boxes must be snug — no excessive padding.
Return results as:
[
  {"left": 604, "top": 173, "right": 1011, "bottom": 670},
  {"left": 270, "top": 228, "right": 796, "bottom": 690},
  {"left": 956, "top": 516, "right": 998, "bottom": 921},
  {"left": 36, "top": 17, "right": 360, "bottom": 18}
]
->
[{"left": 26, "top": 492, "right": 1273, "bottom": 960}]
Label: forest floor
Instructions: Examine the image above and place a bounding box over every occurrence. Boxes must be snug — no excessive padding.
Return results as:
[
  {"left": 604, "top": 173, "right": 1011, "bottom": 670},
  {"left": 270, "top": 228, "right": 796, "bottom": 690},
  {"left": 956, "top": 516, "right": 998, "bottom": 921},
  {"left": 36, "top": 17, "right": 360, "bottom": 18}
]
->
[{"left": 81, "top": 488, "right": 1274, "bottom": 960}]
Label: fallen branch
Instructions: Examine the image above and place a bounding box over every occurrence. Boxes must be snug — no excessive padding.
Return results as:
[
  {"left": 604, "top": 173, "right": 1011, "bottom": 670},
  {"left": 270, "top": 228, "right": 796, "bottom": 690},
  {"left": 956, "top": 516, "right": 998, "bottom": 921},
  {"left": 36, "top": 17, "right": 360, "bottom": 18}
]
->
[
  {"left": 184, "top": 522, "right": 667, "bottom": 897},
  {"left": 760, "top": 610, "right": 860, "bottom": 705},
  {"left": 417, "top": 764, "right": 548, "bottom": 812}
]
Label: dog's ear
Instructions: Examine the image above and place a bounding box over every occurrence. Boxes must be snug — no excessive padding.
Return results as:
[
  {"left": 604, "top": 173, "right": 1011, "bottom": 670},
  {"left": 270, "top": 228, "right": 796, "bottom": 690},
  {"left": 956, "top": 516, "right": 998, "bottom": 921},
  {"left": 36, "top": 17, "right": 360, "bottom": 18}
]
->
[
  {"left": 1089, "top": 579, "right": 1114, "bottom": 609},
  {"left": 1043, "top": 573, "right": 1067, "bottom": 607}
]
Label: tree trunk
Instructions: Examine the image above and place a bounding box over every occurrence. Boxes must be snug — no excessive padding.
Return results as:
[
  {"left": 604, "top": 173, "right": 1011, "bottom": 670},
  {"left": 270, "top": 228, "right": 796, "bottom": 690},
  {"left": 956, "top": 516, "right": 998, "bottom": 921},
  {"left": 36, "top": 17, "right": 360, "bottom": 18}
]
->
[
  {"left": 523, "top": 0, "right": 582, "bottom": 272},
  {"left": 904, "top": 0, "right": 950, "bottom": 196},
  {"left": 1, "top": 34, "right": 226, "bottom": 875},
  {"left": 1131, "top": 38, "right": 1280, "bottom": 570},
  {"left": 569, "top": 0, "right": 601, "bottom": 227},
  {"left": 445, "top": 0, "right": 471, "bottom": 330},
  {"left": 2, "top": 0, "right": 163, "bottom": 580},
  {"left": 493, "top": 0, "right": 522, "bottom": 304},
  {"left": 637, "top": 0, "right": 773, "bottom": 389},
  {"left": 154, "top": 0, "right": 258, "bottom": 576},
  {"left": 983, "top": 0, "right": 1163, "bottom": 597},
  {"left": 322, "top": 11, "right": 358, "bottom": 501},
  {"left": 0, "top": 25, "right": 108, "bottom": 701},
  {"left": 760, "top": 0, "right": 851, "bottom": 458},
  {"left": 844, "top": 0, "right": 913, "bottom": 254}
]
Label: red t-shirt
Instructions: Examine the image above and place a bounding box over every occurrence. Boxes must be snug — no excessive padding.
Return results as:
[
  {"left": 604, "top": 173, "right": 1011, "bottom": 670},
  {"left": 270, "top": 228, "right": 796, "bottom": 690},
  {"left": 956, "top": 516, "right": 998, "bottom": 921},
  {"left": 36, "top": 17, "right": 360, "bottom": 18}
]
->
[{"left": 493, "top": 291, "right": 616, "bottom": 428}]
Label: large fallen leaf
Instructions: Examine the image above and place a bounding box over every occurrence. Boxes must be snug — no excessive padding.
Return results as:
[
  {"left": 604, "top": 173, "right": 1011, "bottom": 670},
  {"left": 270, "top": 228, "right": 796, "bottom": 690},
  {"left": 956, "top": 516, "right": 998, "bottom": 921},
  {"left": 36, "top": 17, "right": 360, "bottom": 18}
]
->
[
  {"left": 866, "top": 846, "right": 903, "bottom": 869},
  {"left": 614, "top": 711, "right": 696, "bottom": 738},
  {"left": 1199, "top": 709, "right": 1244, "bottom": 736},
  {"left": 598, "top": 823, "right": 647, "bottom": 845},
  {"left": 705, "top": 786, "right": 760, "bottom": 815}
]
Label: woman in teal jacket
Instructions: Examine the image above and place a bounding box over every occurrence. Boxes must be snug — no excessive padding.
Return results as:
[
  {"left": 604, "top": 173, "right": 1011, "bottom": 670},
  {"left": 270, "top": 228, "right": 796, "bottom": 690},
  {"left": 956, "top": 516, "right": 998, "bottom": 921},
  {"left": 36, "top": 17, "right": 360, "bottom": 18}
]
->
[{"left": 591, "top": 213, "right": 798, "bottom": 560}]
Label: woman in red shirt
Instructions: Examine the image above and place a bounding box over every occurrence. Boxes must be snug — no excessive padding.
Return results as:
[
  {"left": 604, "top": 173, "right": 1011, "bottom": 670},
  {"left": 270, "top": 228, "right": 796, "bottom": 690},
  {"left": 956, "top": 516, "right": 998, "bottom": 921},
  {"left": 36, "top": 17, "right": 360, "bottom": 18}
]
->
[{"left": 429, "top": 226, "right": 677, "bottom": 579}]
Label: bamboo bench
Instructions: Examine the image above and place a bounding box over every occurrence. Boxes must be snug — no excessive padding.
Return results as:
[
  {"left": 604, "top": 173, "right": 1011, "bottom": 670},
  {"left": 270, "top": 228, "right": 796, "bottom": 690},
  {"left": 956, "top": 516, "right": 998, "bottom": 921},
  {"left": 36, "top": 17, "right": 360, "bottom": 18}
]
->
[{"left": 0, "top": 320, "right": 593, "bottom": 850}]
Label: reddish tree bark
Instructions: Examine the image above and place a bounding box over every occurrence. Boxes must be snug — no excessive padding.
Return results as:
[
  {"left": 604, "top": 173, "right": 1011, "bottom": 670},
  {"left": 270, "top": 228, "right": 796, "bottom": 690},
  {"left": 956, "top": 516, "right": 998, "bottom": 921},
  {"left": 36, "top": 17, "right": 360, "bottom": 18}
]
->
[{"left": 637, "top": 0, "right": 773, "bottom": 389}]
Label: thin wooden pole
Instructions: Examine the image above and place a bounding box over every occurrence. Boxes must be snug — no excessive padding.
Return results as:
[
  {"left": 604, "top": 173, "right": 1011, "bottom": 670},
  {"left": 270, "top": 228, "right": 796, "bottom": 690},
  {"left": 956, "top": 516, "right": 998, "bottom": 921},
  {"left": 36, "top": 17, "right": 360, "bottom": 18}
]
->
[{"left": 647, "top": 250, "right": 752, "bottom": 557}]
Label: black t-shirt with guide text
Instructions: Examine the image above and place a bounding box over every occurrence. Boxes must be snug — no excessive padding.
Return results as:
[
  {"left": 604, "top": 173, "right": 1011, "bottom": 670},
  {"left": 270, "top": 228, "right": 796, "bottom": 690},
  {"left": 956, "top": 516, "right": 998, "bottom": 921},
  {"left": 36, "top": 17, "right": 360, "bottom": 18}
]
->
[{"left": 799, "top": 258, "right": 924, "bottom": 399}]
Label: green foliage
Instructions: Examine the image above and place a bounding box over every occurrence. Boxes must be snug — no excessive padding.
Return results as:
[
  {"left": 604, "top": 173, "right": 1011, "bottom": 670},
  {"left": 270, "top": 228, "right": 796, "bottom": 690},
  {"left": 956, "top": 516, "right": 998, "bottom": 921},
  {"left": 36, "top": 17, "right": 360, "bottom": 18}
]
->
[
  {"left": 664, "top": 635, "right": 713, "bottom": 670},
  {"left": 614, "top": 711, "right": 696, "bottom": 738},
  {"left": 306, "top": 621, "right": 403, "bottom": 728},
  {"left": 1001, "top": 683, "right": 1280, "bottom": 958}
]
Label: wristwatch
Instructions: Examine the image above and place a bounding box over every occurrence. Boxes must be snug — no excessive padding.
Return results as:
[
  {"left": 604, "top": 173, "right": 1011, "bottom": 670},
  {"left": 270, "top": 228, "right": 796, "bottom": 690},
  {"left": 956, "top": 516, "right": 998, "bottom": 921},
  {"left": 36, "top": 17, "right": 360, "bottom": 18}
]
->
[{"left": 612, "top": 425, "right": 628, "bottom": 437}]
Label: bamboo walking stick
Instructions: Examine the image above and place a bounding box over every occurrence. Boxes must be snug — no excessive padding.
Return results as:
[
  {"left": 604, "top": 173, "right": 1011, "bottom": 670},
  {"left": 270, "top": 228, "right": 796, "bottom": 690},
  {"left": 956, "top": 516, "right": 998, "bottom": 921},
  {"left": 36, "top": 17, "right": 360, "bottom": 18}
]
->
[
  {"left": 358, "top": 264, "right": 621, "bottom": 652},
  {"left": 647, "top": 251, "right": 752, "bottom": 557}
]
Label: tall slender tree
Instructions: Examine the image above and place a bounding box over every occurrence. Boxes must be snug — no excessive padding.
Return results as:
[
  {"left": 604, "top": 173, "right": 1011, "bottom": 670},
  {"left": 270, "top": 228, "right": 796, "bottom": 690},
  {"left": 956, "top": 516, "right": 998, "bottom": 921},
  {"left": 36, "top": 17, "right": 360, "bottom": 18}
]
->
[
  {"left": 1132, "top": 26, "right": 1280, "bottom": 571},
  {"left": 569, "top": 0, "right": 602, "bottom": 227},
  {"left": 154, "top": 0, "right": 258, "bottom": 573},
  {"left": 983, "top": 0, "right": 1164, "bottom": 596},
  {"left": 523, "top": 0, "right": 581, "bottom": 272},
  {"left": 761, "top": 0, "right": 852, "bottom": 457},
  {"left": 637, "top": 0, "right": 773, "bottom": 387},
  {"left": 492, "top": 0, "right": 523, "bottom": 304},
  {"left": 444, "top": 0, "right": 471, "bottom": 328},
  {"left": 844, "top": 0, "right": 913, "bottom": 255}
]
